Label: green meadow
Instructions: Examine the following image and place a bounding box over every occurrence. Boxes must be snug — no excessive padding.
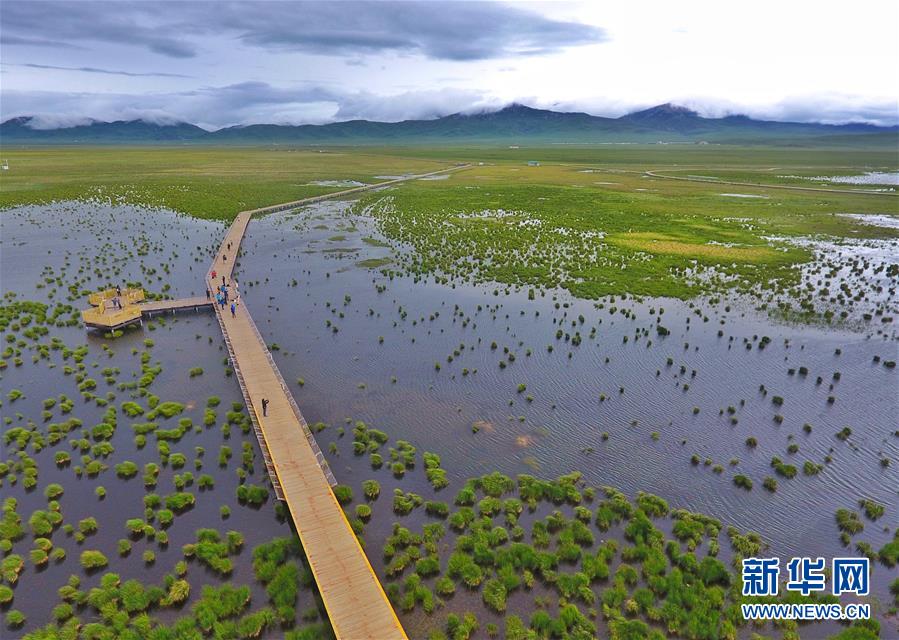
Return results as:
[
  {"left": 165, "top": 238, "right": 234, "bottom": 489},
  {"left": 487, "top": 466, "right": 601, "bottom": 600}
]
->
[
  {"left": 0, "top": 147, "right": 447, "bottom": 220},
  {"left": 1, "top": 144, "right": 896, "bottom": 303}
]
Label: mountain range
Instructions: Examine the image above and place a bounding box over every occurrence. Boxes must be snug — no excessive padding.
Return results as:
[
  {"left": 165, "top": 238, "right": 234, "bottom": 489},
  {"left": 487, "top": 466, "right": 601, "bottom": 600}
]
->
[{"left": 2, "top": 103, "right": 895, "bottom": 145}]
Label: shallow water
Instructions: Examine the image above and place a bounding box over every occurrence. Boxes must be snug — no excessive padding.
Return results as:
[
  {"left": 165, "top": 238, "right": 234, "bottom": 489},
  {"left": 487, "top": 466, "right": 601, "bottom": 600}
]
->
[
  {"left": 309, "top": 180, "right": 368, "bottom": 187},
  {"left": 779, "top": 171, "right": 899, "bottom": 186},
  {"left": 719, "top": 193, "right": 769, "bottom": 199},
  {"left": 1, "top": 200, "right": 897, "bottom": 635},
  {"left": 1, "top": 204, "right": 315, "bottom": 636},
  {"left": 839, "top": 213, "right": 899, "bottom": 230},
  {"left": 238, "top": 200, "right": 897, "bottom": 584}
]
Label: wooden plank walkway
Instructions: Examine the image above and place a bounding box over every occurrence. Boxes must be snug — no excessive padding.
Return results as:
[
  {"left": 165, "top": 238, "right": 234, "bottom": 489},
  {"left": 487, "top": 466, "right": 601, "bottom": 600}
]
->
[
  {"left": 203, "top": 169, "right": 467, "bottom": 640},
  {"left": 82, "top": 296, "right": 212, "bottom": 329},
  {"left": 140, "top": 296, "right": 213, "bottom": 314}
]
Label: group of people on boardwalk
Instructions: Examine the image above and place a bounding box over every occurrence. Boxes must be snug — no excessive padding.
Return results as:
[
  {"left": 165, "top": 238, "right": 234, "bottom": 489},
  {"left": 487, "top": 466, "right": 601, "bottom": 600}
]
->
[
  {"left": 209, "top": 253, "right": 269, "bottom": 422},
  {"left": 210, "top": 280, "right": 240, "bottom": 316},
  {"left": 210, "top": 246, "right": 265, "bottom": 422},
  {"left": 207, "top": 264, "right": 241, "bottom": 319}
]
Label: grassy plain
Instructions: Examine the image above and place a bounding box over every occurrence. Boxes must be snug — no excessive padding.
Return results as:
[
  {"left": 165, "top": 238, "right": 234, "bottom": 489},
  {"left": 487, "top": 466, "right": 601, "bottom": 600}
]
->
[
  {"left": 354, "top": 148, "right": 897, "bottom": 300},
  {"left": 1, "top": 143, "right": 896, "bottom": 302},
  {"left": 0, "top": 146, "right": 448, "bottom": 219}
]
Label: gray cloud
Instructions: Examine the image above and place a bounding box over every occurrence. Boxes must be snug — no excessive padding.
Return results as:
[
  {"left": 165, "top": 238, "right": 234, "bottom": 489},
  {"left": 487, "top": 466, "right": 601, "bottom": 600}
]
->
[
  {"left": 1, "top": 1, "right": 197, "bottom": 57},
  {"left": 12, "top": 63, "right": 193, "bottom": 78},
  {"left": 2, "top": 82, "right": 346, "bottom": 130},
  {"left": 543, "top": 95, "right": 899, "bottom": 127},
  {"left": 213, "top": 1, "right": 606, "bottom": 60},
  {"left": 334, "top": 88, "right": 503, "bottom": 122},
  {"left": 1, "top": 34, "right": 85, "bottom": 50},
  {"left": 1, "top": 1, "right": 606, "bottom": 61},
  {"left": 2, "top": 82, "right": 501, "bottom": 129},
  {"left": 747, "top": 95, "right": 899, "bottom": 127}
]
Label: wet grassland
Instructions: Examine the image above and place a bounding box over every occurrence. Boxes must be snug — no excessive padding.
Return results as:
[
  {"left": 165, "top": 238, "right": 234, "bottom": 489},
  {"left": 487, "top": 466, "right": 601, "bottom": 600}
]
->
[{"left": 0, "top": 144, "right": 897, "bottom": 639}]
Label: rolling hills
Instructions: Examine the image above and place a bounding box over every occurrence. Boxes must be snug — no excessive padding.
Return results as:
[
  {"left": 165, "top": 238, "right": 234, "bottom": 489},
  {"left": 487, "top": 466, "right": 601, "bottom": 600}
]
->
[{"left": 2, "top": 103, "right": 895, "bottom": 146}]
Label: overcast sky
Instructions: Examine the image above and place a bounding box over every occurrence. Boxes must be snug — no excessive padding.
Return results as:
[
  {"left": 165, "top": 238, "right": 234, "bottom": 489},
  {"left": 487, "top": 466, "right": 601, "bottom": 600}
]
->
[{"left": 2, "top": 0, "right": 897, "bottom": 129}]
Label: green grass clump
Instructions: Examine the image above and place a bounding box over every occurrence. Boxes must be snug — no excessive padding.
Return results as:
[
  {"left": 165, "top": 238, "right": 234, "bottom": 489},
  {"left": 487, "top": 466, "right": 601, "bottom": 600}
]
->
[
  {"left": 425, "top": 501, "right": 449, "bottom": 518},
  {"left": 121, "top": 401, "right": 144, "bottom": 417},
  {"left": 150, "top": 401, "right": 185, "bottom": 419},
  {"left": 164, "top": 492, "right": 196, "bottom": 512},
  {"left": 635, "top": 491, "right": 669, "bottom": 518},
  {"left": 879, "top": 531, "right": 899, "bottom": 567},
  {"left": 362, "top": 479, "right": 381, "bottom": 500},
  {"left": 393, "top": 490, "right": 422, "bottom": 515},
  {"left": 28, "top": 510, "right": 60, "bottom": 536},
  {"left": 79, "top": 550, "right": 108, "bottom": 570},
  {"left": 836, "top": 508, "right": 864, "bottom": 534},
  {"left": 115, "top": 460, "right": 139, "bottom": 478},
  {"left": 482, "top": 578, "right": 507, "bottom": 612},
  {"left": 183, "top": 529, "right": 237, "bottom": 575},
  {"left": 447, "top": 551, "right": 484, "bottom": 587},
  {"left": 333, "top": 485, "right": 353, "bottom": 505},
  {"left": 6, "top": 610, "right": 25, "bottom": 628},
  {"left": 43, "top": 483, "right": 64, "bottom": 499},
  {"left": 78, "top": 517, "right": 98, "bottom": 535},
  {"left": 858, "top": 499, "right": 884, "bottom": 520},
  {"left": 236, "top": 484, "right": 269, "bottom": 506},
  {"left": 445, "top": 612, "right": 479, "bottom": 639}
]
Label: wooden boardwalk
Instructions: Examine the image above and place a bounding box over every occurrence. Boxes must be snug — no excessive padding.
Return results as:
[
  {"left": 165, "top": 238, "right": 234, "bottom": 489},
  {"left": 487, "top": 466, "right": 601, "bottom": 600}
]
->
[
  {"left": 203, "top": 170, "right": 468, "bottom": 639},
  {"left": 140, "top": 296, "right": 212, "bottom": 314},
  {"left": 82, "top": 295, "right": 211, "bottom": 329}
]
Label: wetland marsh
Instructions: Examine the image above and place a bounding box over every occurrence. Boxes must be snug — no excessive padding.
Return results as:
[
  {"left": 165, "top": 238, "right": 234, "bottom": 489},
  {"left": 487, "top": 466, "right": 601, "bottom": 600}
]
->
[{"left": 0, "top": 146, "right": 896, "bottom": 639}]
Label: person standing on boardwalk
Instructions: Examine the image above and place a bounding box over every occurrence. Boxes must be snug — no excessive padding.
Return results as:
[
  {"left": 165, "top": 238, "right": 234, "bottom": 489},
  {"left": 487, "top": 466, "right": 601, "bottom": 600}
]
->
[
  {"left": 230, "top": 302, "right": 236, "bottom": 317},
  {"left": 205, "top": 288, "right": 210, "bottom": 300},
  {"left": 211, "top": 269, "right": 217, "bottom": 280},
  {"left": 261, "top": 398, "right": 268, "bottom": 417}
]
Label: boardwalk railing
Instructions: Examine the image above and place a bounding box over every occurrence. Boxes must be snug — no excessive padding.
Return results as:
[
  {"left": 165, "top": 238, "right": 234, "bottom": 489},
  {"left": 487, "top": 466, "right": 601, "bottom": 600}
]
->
[
  {"left": 210, "top": 303, "right": 285, "bottom": 499},
  {"left": 239, "top": 302, "right": 337, "bottom": 486}
]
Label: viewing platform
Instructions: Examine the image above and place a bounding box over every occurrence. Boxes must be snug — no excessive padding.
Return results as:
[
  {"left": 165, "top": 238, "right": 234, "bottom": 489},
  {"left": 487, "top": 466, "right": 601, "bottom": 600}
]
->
[{"left": 81, "top": 290, "right": 212, "bottom": 330}]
